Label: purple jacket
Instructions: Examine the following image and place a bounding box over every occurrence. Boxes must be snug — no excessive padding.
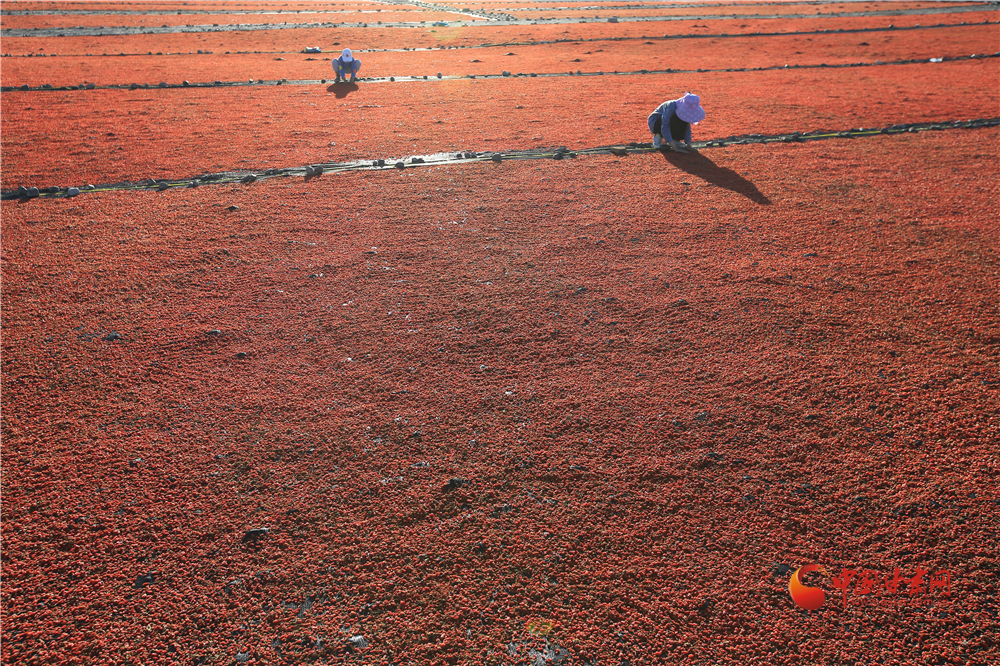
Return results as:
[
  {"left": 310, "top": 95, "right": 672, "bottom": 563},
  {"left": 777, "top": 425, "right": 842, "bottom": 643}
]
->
[{"left": 648, "top": 99, "right": 692, "bottom": 143}]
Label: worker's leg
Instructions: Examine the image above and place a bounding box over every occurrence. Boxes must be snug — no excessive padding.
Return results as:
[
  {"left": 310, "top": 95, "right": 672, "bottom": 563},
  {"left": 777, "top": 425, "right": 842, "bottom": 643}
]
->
[
  {"left": 349, "top": 59, "right": 362, "bottom": 82},
  {"left": 668, "top": 114, "right": 691, "bottom": 152},
  {"left": 651, "top": 117, "right": 663, "bottom": 149}
]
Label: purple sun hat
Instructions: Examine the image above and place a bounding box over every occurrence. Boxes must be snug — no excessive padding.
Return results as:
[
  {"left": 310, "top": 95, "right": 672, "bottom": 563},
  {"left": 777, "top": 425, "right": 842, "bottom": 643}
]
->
[{"left": 676, "top": 93, "right": 706, "bottom": 123}]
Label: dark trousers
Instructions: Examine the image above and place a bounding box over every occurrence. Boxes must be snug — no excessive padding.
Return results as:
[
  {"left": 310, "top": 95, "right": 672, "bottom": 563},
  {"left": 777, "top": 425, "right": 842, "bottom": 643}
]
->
[{"left": 653, "top": 115, "right": 690, "bottom": 141}]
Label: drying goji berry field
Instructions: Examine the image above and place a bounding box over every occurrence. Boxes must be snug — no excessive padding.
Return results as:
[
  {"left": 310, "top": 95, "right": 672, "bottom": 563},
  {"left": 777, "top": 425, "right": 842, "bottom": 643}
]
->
[{"left": 1, "top": 1, "right": 998, "bottom": 665}]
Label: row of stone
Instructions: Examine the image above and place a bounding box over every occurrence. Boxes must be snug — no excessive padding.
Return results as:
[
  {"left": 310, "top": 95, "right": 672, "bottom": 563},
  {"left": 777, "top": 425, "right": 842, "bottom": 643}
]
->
[
  {"left": 6, "top": 119, "right": 997, "bottom": 201},
  {"left": 4, "top": 7, "right": 993, "bottom": 37},
  {"left": 3, "top": 19, "right": 993, "bottom": 61},
  {"left": 6, "top": 51, "right": 998, "bottom": 93}
]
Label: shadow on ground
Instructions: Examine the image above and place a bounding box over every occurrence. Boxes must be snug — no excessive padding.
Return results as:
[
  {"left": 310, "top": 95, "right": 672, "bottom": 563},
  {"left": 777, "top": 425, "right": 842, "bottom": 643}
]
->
[
  {"left": 660, "top": 150, "right": 771, "bottom": 204},
  {"left": 327, "top": 82, "right": 359, "bottom": 98}
]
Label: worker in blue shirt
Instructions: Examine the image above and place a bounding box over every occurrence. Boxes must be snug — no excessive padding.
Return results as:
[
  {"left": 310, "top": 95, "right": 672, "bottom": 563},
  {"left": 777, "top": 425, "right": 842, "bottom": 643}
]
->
[
  {"left": 333, "top": 48, "right": 361, "bottom": 83},
  {"left": 648, "top": 93, "right": 706, "bottom": 152}
]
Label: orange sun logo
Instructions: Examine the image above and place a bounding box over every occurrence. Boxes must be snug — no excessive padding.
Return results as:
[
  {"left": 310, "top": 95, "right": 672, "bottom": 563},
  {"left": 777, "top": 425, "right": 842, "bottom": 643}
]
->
[{"left": 789, "top": 564, "right": 828, "bottom": 610}]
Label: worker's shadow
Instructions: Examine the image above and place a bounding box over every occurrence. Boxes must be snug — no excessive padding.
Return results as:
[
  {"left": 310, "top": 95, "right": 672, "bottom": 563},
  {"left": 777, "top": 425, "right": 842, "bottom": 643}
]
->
[
  {"left": 660, "top": 150, "right": 771, "bottom": 204},
  {"left": 327, "top": 82, "right": 359, "bottom": 98}
]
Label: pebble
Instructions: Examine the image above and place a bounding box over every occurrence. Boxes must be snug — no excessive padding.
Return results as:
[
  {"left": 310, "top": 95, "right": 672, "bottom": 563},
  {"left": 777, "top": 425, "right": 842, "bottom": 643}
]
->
[
  {"left": 491, "top": 154, "right": 503, "bottom": 163},
  {"left": 66, "top": 187, "right": 80, "bottom": 197},
  {"left": 437, "top": 72, "right": 442, "bottom": 78},
  {"left": 241, "top": 528, "right": 269, "bottom": 543},
  {"left": 103, "top": 332, "right": 122, "bottom": 341},
  {"left": 394, "top": 161, "right": 405, "bottom": 169},
  {"left": 235, "top": 352, "right": 249, "bottom": 359},
  {"left": 446, "top": 477, "right": 468, "bottom": 490},
  {"left": 205, "top": 329, "right": 222, "bottom": 336},
  {"left": 240, "top": 174, "right": 257, "bottom": 184},
  {"left": 133, "top": 573, "right": 156, "bottom": 589},
  {"left": 227, "top": 205, "right": 240, "bottom": 212},
  {"left": 183, "top": 80, "right": 190, "bottom": 86},
  {"left": 410, "top": 157, "right": 425, "bottom": 164},
  {"left": 610, "top": 147, "right": 628, "bottom": 156},
  {"left": 347, "top": 636, "right": 369, "bottom": 650},
  {"left": 24, "top": 187, "right": 39, "bottom": 198},
  {"left": 157, "top": 181, "right": 169, "bottom": 191}
]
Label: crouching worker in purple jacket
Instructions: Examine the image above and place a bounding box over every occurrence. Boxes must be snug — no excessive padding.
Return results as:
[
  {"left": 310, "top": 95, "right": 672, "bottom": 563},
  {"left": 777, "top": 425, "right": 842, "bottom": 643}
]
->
[
  {"left": 333, "top": 48, "right": 361, "bottom": 83},
  {"left": 648, "top": 93, "right": 706, "bottom": 152}
]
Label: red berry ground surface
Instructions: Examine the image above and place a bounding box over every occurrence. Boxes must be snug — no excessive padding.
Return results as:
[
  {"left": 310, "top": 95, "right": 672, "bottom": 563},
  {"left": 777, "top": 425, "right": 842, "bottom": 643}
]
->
[{"left": 2, "top": 2, "right": 998, "bottom": 666}]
